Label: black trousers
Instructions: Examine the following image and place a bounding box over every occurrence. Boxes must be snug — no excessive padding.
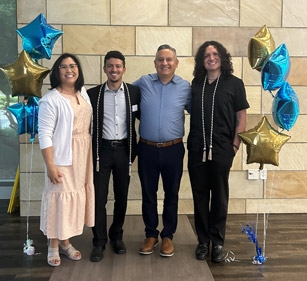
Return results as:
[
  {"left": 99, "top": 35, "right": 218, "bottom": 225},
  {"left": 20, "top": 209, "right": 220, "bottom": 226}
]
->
[
  {"left": 188, "top": 150, "right": 231, "bottom": 246},
  {"left": 138, "top": 141, "right": 185, "bottom": 240},
  {"left": 92, "top": 141, "right": 130, "bottom": 247}
]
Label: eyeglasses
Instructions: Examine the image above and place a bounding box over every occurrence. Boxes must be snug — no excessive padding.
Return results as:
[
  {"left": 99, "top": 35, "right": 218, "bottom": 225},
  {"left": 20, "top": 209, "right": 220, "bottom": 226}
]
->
[{"left": 59, "top": 64, "right": 78, "bottom": 70}]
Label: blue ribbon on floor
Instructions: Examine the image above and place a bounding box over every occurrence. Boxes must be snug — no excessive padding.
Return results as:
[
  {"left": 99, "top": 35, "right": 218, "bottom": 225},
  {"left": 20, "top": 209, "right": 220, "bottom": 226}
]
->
[{"left": 241, "top": 223, "right": 266, "bottom": 264}]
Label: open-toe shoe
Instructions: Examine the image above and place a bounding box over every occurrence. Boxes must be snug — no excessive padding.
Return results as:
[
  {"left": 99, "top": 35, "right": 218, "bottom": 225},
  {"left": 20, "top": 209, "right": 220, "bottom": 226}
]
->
[
  {"left": 47, "top": 246, "right": 61, "bottom": 267},
  {"left": 59, "top": 243, "right": 81, "bottom": 261}
]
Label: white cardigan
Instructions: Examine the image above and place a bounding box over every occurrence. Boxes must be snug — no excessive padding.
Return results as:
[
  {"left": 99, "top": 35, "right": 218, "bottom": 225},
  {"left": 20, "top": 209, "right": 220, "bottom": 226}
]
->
[{"left": 38, "top": 87, "right": 91, "bottom": 166}]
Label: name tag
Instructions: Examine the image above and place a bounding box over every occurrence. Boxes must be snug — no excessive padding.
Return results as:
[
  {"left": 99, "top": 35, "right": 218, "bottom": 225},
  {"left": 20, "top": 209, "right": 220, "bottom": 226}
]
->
[{"left": 132, "top": 104, "right": 138, "bottom": 112}]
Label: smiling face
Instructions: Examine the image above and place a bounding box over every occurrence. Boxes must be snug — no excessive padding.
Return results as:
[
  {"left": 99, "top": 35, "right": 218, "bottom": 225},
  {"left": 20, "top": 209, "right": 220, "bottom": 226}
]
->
[
  {"left": 58, "top": 57, "right": 79, "bottom": 86},
  {"left": 104, "top": 57, "right": 126, "bottom": 84},
  {"left": 203, "top": 45, "right": 221, "bottom": 74},
  {"left": 154, "top": 48, "right": 179, "bottom": 82}
]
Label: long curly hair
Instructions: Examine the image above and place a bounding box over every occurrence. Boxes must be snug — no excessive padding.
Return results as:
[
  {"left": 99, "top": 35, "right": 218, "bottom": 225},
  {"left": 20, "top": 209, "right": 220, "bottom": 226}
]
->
[{"left": 193, "top": 41, "right": 233, "bottom": 81}]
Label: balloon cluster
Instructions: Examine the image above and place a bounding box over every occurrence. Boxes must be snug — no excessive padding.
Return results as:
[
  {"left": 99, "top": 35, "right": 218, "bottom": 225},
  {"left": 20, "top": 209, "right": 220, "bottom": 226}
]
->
[
  {"left": 240, "top": 25, "right": 297, "bottom": 169},
  {"left": 1, "top": 13, "right": 62, "bottom": 256},
  {"left": 0, "top": 13, "right": 62, "bottom": 143},
  {"left": 238, "top": 26, "right": 297, "bottom": 265},
  {"left": 248, "top": 24, "right": 299, "bottom": 132}
]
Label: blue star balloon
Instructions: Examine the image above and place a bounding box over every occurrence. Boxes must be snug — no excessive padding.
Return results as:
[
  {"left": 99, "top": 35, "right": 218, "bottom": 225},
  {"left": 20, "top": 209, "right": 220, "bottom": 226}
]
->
[
  {"left": 272, "top": 82, "right": 299, "bottom": 131},
  {"left": 261, "top": 43, "right": 290, "bottom": 92},
  {"left": 8, "top": 96, "right": 39, "bottom": 142},
  {"left": 16, "top": 13, "right": 63, "bottom": 61}
]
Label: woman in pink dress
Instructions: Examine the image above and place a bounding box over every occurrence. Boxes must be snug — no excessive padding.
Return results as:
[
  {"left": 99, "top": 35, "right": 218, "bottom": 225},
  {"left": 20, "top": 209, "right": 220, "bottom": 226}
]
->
[{"left": 38, "top": 53, "right": 95, "bottom": 266}]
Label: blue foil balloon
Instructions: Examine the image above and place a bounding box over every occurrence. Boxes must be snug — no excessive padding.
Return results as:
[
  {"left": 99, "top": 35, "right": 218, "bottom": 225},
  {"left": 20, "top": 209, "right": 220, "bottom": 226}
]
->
[
  {"left": 8, "top": 96, "right": 39, "bottom": 142},
  {"left": 261, "top": 43, "right": 290, "bottom": 92},
  {"left": 16, "top": 13, "right": 63, "bottom": 61},
  {"left": 272, "top": 82, "right": 299, "bottom": 131}
]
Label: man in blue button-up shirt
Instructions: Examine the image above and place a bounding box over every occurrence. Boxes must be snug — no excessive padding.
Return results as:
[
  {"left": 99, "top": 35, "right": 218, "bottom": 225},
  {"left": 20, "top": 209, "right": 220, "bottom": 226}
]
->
[{"left": 133, "top": 44, "right": 191, "bottom": 257}]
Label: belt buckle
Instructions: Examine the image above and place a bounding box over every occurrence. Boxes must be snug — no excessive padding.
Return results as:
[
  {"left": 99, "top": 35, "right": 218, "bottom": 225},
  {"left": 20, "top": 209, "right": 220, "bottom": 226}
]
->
[
  {"left": 156, "top": 142, "right": 165, "bottom": 148},
  {"left": 111, "top": 140, "right": 120, "bottom": 147}
]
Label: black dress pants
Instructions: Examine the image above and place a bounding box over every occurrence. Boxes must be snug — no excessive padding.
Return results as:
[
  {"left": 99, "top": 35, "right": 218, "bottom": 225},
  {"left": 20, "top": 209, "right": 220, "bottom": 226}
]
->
[
  {"left": 188, "top": 150, "right": 231, "bottom": 246},
  {"left": 92, "top": 140, "right": 130, "bottom": 247}
]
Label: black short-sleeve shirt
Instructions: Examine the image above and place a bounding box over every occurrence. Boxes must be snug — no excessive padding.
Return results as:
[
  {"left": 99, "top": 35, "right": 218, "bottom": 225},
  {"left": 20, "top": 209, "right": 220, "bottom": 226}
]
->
[{"left": 187, "top": 74, "right": 249, "bottom": 165}]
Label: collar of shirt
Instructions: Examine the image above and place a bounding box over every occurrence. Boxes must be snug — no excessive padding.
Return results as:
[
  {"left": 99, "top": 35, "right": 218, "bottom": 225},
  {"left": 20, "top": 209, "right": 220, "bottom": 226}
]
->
[
  {"left": 149, "top": 73, "right": 182, "bottom": 84},
  {"left": 105, "top": 82, "right": 124, "bottom": 93}
]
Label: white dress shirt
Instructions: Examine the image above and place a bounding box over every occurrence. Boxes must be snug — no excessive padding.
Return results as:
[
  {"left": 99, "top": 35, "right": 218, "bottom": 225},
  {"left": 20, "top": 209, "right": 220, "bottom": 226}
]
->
[{"left": 102, "top": 82, "right": 127, "bottom": 140}]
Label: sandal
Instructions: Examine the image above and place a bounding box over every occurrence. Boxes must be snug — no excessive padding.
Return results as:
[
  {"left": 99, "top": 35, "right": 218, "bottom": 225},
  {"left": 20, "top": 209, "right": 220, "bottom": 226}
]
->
[
  {"left": 59, "top": 243, "right": 81, "bottom": 261},
  {"left": 47, "top": 246, "right": 61, "bottom": 267}
]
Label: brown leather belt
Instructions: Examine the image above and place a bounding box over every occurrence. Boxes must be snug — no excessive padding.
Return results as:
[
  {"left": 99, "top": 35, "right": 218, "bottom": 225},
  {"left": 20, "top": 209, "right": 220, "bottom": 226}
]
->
[{"left": 140, "top": 137, "right": 182, "bottom": 148}]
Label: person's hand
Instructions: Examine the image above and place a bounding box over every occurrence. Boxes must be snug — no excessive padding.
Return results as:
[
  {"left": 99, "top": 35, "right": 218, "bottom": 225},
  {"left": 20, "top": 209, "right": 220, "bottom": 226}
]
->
[
  {"left": 46, "top": 165, "right": 63, "bottom": 184},
  {"left": 233, "top": 144, "right": 239, "bottom": 154}
]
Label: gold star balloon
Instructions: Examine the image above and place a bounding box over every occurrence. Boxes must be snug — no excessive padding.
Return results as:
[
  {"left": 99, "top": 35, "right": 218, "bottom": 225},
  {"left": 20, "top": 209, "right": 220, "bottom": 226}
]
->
[
  {"left": 238, "top": 116, "right": 290, "bottom": 170},
  {"left": 0, "top": 50, "right": 50, "bottom": 98},
  {"left": 248, "top": 25, "right": 276, "bottom": 71}
]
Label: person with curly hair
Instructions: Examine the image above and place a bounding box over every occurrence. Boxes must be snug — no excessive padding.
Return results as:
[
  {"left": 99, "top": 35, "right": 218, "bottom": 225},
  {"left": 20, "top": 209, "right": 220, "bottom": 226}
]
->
[{"left": 187, "top": 41, "right": 249, "bottom": 262}]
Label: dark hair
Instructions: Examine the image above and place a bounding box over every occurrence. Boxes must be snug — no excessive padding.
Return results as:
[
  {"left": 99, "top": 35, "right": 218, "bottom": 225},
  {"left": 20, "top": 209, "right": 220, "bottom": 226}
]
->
[
  {"left": 155, "top": 44, "right": 177, "bottom": 58},
  {"left": 193, "top": 41, "right": 233, "bottom": 81},
  {"left": 104, "top": 50, "right": 126, "bottom": 67},
  {"left": 49, "top": 53, "right": 84, "bottom": 91}
]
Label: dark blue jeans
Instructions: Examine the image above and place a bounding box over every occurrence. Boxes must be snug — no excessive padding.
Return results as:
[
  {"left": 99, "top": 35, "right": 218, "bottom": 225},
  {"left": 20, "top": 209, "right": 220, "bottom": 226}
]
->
[{"left": 138, "top": 141, "right": 185, "bottom": 240}]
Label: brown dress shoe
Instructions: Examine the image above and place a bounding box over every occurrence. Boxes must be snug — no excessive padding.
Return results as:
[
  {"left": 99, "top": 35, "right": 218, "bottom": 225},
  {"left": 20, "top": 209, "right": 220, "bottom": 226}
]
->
[
  {"left": 160, "top": 237, "right": 174, "bottom": 257},
  {"left": 139, "top": 237, "right": 159, "bottom": 255}
]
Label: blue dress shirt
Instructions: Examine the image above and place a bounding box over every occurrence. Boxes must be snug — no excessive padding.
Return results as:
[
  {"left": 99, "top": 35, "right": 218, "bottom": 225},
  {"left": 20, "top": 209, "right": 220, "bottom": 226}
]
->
[{"left": 133, "top": 73, "right": 191, "bottom": 142}]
